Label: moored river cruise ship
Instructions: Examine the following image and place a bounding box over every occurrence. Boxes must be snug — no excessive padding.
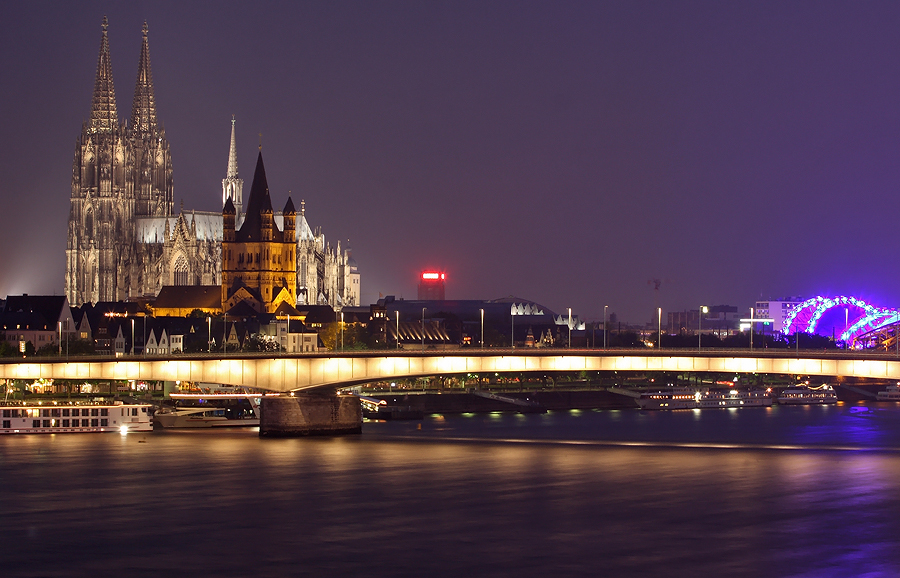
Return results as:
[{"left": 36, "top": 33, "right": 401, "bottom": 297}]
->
[
  {"left": 637, "top": 388, "right": 773, "bottom": 410},
  {"left": 777, "top": 385, "right": 838, "bottom": 405},
  {"left": 1, "top": 401, "right": 153, "bottom": 434}
]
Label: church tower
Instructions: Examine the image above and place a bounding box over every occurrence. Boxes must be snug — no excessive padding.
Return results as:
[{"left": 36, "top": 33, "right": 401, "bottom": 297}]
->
[
  {"left": 222, "top": 117, "right": 243, "bottom": 224},
  {"left": 129, "top": 21, "right": 172, "bottom": 219},
  {"left": 66, "top": 17, "right": 133, "bottom": 305},
  {"left": 221, "top": 151, "right": 297, "bottom": 314}
]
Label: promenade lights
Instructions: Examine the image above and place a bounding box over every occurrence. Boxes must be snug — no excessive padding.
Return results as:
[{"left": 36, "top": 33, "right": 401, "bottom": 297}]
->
[
  {"left": 568, "top": 308, "right": 572, "bottom": 349},
  {"left": 341, "top": 311, "right": 344, "bottom": 351},
  {"left": 699, "top": 306, "right": 708, "bottom": 351},
  {"left": 207, "top": 316, "right": 211, "bottom": 353}
]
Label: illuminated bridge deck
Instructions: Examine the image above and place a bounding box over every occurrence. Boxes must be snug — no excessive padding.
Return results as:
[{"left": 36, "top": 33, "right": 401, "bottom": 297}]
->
[{"left": 2, "top": 349, "right": 900, "bottom": 393}]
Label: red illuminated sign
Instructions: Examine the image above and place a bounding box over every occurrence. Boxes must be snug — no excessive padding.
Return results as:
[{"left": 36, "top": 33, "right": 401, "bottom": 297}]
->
[{"left": 421, "top": 272, "right": 445, "bottom": 280}]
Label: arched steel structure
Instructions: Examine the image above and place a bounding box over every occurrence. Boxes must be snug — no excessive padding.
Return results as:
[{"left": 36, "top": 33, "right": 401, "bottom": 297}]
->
[{"left": 782, "top": 295, "right": 900, "bottom": 342}]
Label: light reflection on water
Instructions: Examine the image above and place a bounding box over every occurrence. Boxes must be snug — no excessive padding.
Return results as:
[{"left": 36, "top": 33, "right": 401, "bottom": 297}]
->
[{"left": 2, "top": 405, "right": 900, "bottom": 577}]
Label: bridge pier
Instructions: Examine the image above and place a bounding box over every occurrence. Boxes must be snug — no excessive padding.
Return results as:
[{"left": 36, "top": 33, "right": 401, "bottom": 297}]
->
[{"left": 259, "top": 393, "right": 362, "bottom": 437}]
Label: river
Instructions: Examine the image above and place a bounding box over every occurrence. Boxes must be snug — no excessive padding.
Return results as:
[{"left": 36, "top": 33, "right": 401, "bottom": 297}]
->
[{"left": 3, "top": 402, "right": 900, "bottom": 577}]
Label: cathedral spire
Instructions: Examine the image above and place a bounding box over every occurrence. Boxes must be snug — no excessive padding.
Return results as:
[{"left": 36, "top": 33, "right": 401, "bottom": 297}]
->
[
  {"left": 130, "top": 21, "right": 157, "bottom": 135},
  {"left": 89, "top": 16, "right": 118, "bottom": 133},
  {"left": 222, "top": 116, "right": 244, "bottom": 219},
  {"left": 227, "top": 115, "right": 238, "bottom": 178}
]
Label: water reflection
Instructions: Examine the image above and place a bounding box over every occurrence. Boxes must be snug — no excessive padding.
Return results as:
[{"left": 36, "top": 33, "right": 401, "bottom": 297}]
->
[{"left": 3, "top": 407, "right": 900, "bottom": 577}]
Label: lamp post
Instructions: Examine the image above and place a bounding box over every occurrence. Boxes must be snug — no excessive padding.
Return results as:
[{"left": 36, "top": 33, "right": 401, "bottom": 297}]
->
[
  {"left": 340, "top": 311, "right": 344, "bottom": 351},
  {"left": 396, "top": 311, "right": 400, "bottom": 350},
  {"left": 603, "top": 305, "right": 608, "bottom": 349},
  {"left": 421, "top": 307, "right": 426, "bottom": 351},
  {"left": 480, "top": 308, "right": 484, "bottom": 348},
  {"left": 657, "top": 307, "right": 662, "bottom": 350},
  {"left": 698, "top": 305, "right": 708, "bottom": 351},
  {"left": 58, "top": 321, "right": 62, "bottom": 356},
  {"left": 568, "top": 308, "right": 572, "bottom": 349},
  {"left": 511, "top": 310, "right": 514, "bottom": 348},
  {"left": 131, "top": 318, "right": 135, "bottom": 356},
  {"left": 749, "top": 307, "right": 753, "bottom": 352},
  {"left": 207, "top": 316, "right": 211, "bottom": 353}
]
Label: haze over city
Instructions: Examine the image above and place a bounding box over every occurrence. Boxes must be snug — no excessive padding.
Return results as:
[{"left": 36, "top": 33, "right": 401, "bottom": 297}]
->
[{"left": 2, "top": 0, "right": 899, "bottom": 322}]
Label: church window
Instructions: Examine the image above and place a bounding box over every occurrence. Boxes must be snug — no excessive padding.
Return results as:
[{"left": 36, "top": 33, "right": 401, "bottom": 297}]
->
[{"left": 174, "top": 256, "right": 189, "bottom": 286}]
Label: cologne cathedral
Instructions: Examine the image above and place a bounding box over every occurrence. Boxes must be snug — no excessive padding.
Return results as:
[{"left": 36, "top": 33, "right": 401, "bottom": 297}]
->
[{"left": 65, "top": 18, "right": 360, "bottom": 309}]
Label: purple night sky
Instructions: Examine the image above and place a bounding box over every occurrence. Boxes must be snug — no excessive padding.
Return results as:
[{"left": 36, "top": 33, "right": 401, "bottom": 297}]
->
[{"left": 2, "top": 1, "right": 900, "bottom": 323}]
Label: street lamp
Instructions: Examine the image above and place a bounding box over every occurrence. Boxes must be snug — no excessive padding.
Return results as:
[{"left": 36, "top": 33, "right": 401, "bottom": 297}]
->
[
  {"left": 657, "top": 307, "right": 662, "bottom": 350},
  {"left": 396, "top": 311, "right": 400, "bottom": 350},
  {"left": 207, "top": 316, "right": 211, "bottom": 353},
  {"left": 131, "top": 318, "right": 135, "bottom": 356},
  {"left": 340, "top": 311, "right": 344, "bottom": 351},
  {"left": 480, "top": 308, "right": 484, "bottom": 348},
  {"left": 749, "top": 307, "right": 753, "bottom": 352},
  {"left": 58, "top": 321, "right": 62, "bottom": 356},
  {"left": 568, "top": 307, "right": 572, "bottom": 349},
  {"left": 698, "top": 305, "right": 708, "bottom": 351},
  {"left": 421, "top": 307, "right": 426, "bottom": 351},
  {"left": 603, "top": 305, "right": 608, "bottom": 349}
]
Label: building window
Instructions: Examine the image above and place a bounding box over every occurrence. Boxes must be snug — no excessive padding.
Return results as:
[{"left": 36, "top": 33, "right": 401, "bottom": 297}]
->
[{"left": 175, "top": 256, "right": 189, "bottom": 286}]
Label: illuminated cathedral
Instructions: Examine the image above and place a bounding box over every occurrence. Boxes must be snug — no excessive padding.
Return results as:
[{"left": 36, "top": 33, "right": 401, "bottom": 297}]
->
[{"left": 65, "top": 18, "right": 360, "bottom": 310}]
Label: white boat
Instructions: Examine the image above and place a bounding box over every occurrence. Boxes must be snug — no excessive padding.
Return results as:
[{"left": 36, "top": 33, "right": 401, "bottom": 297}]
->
[
  {"left": 154, "top": 406, "right": 259, "bottom": 428},
  {"left": 637, "top": 388, "right": 773, "bottom": 410},
  {"left": 877, "top": 384, "right": 900, "bottom": 401},
  {"left": 777, "top": 385, "right": 838, "bottom": 405},
  {"left": 0, "top": 401, "right": 152, "bottom": 434}
]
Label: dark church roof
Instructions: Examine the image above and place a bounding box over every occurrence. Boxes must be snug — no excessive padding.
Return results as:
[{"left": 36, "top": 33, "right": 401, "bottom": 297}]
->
[
  {"left": 153, "top": 285, "right": 221, "bottom": 310},
  {"left": 236, "top": 151, "right": 274, "bottom": 242}
]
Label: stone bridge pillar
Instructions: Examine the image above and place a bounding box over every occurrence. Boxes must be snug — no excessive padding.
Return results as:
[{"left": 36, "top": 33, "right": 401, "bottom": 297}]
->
[{"left": 259, "top": 393, "right": 362, "bottom": 437}]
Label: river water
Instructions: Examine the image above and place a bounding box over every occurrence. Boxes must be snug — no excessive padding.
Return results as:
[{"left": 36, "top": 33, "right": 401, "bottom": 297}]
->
[{"left": 3, "top": 402, "right": 900, "bottom": 577}]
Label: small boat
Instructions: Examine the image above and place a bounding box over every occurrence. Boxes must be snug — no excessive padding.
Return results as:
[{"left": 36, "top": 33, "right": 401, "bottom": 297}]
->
[
  {"left": 777, "top": 385, "right": 838, "bottom": 405},
  {"left": 637, "top": 388, "right": 772, "bottom": 410},
  {"left": 877, "top": 384, "right": 900, "bottom": 401},
  {"left": 1, "top": 401, "right": 153, "bottom": 434},
  {"left": 154, "top": 406, "right": 259, "bottom": 428}
]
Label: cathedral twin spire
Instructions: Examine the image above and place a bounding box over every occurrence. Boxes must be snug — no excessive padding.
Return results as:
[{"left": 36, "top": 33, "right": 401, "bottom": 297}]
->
[
  {"left": 130, "top": 21, "right": 157, "bottom": 136},
  {"left": 89, "top": 17, "right": 157, "bottom": 135},
  {"left": 89, "top": 16, "right": 117, "bottom": 133}
]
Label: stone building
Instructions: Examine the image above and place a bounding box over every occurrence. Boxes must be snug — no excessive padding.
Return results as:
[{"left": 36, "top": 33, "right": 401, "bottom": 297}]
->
[
  {"left": 222, "top": 152, "right": 297, "bottom": 314},
  {"left": 66, "top": 18, "right": 359, "bottom": 310}
]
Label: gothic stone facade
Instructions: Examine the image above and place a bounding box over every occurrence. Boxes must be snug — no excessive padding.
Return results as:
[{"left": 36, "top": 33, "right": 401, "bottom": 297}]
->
[{"left": 66, "top": 18, "right": 358, "bottom": 310}]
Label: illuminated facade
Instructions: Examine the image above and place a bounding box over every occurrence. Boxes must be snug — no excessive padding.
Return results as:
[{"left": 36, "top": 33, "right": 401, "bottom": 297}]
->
[
  {"left": 66, "top": 19, "right": 220, "bottom": 306},
  {"left": 222, "top": 152, "right": 297, "bottom": 314},
  {"left": 65, "top": 19, "right": 360, "bottom": 310}
]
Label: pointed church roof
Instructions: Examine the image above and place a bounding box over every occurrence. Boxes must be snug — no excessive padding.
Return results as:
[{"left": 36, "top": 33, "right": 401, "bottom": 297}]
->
[
  {"left": 226, "top": 116, "right": 239, "bottom": 178},
  {"left": 236, "top": 151, "right": 274, "bottom": 241},
  {"left": 130, "top": 21, "right": 157, "bottom": 135},
  {"left": 90, "top": 16, "right": 118, "bottom": 133}
]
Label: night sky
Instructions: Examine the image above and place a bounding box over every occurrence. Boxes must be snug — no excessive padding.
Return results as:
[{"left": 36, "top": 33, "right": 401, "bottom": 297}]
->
[{"left": 3, "top": 1, "right": 900, "bottom": 324}]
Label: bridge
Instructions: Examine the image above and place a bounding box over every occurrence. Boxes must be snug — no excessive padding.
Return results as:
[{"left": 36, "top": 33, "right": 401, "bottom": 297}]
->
[{"left": 3, "top": 349, "right": 900, "bottom": 393}]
